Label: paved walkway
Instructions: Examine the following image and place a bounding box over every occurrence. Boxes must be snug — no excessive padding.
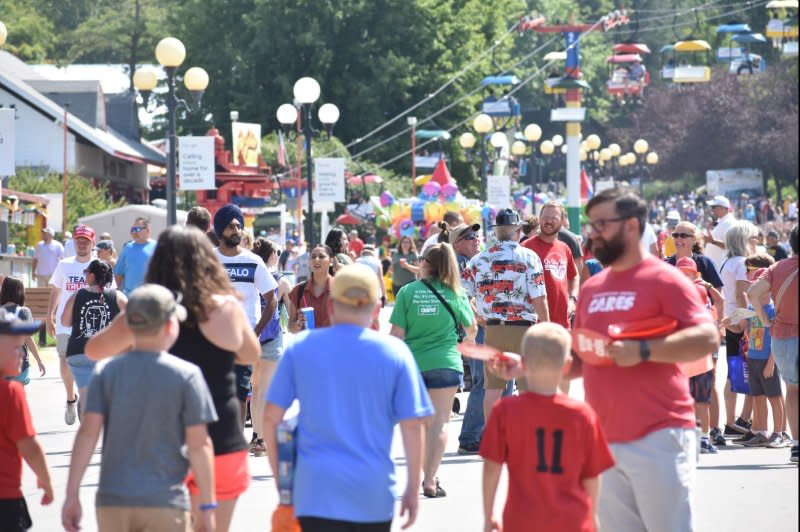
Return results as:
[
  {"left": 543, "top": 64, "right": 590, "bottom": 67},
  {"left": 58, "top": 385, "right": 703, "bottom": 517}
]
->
[{"left": 21, "top": 331, "right": 799, "bottom": 531}]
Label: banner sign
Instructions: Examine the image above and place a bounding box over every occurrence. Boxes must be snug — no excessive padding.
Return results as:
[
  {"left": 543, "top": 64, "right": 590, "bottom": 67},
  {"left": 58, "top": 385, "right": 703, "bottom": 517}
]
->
[
  {"left": 486, "top": 175, "right": 511, "bottom": 209},
  {"left": 232, "top": 122, "right": 262, "bottom": 167},
  {"left": 314, "top": 158, "right": 346, "bottom": 203},
  {"left": 178, "top": 136, "right": 216, "bottom": 190}
]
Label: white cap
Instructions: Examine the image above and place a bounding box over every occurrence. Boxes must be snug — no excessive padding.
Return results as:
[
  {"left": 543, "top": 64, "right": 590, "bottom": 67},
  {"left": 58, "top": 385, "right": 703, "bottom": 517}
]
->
[{"left": 706, "top": 195, "right": 731, "bottom": 209}]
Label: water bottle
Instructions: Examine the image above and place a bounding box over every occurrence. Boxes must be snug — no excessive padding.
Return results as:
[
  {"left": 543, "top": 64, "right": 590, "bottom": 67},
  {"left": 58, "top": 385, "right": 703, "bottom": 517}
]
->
[{"left": 276, "top": 416, "right": 299, "bottom": 505}]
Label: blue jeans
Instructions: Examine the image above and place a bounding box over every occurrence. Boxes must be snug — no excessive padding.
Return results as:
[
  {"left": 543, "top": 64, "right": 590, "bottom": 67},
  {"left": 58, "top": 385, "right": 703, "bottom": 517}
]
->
[{"left": 458, "top": 327, "right": 513, "bottom": 448}]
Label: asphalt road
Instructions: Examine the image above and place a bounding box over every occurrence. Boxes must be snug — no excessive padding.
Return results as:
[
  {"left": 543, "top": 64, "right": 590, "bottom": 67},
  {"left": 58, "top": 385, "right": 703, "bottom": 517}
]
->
[{"left": 19, "top": 314, "right": 799, "bottom": 531}]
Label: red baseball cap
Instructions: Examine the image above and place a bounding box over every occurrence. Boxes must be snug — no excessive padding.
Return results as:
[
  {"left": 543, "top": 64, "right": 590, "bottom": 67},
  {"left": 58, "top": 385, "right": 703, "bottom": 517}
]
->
[
  {"left": 73, "top": 224, "right": 96, "bottom": 243},
  {"left": 676, "top": 256, "right": 698, "bottom": 275}
]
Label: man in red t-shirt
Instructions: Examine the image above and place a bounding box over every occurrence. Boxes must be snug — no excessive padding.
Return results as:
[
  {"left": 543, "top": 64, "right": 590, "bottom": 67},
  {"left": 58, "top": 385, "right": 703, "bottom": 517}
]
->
[
  {"left": 522, "top": 201, "right": 578, "bottom": 329},
  {"left": 348, "top": 230, "right": 365, "bottom": 258},
  {"left": 481, "top": 323, "right": 614, "bottom": 532},
  {"left": 0, "top": 309, "right": 53, "bottom": 530},
  {"left": 488, "top": 187, "right": 719, "bottom": 531}
]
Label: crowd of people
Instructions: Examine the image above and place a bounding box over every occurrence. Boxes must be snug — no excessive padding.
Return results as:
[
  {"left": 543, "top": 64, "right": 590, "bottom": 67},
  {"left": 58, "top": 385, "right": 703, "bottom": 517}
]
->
[{"left": 0, "top": 187, "right": 796, "bottom": 532}]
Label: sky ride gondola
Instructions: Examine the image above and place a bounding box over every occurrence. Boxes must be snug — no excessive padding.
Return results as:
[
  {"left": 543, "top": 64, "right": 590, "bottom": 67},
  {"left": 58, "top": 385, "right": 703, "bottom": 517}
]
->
[
  {"left": 480, "top": 75, "right": 521, "bottom": 130},
  {"left": 715, "top": 23, "right": 753, "bottom": 62},
  {"left": 730, "top": 32, "right": 768, "bottom": 74},
  {"left": 766, "top": 0, "right": 799, "bottom": 56},
  {"left": 672, "top": 40, "right": 712, "bottom": 83},
  {"left": 606, "top": 42, "right": 651, "bottom": 105}
]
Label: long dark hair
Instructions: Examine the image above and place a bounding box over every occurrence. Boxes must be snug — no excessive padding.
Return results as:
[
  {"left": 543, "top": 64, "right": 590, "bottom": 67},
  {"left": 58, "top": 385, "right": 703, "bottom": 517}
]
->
[
  {"left": 252, "top": 237, "right": 277, "bottom": 265},
  {"left": 325, "top": 228, "right": 347, "bottom": 255},
  {"left": 145, "top": 226, "right": 238, "bottom": 325},
  {"left": 0, "top": 277, "right": 25, "bottom": 306}
]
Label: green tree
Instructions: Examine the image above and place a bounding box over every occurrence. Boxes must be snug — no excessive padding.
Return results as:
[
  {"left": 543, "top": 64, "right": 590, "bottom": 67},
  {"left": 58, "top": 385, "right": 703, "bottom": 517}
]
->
[{"left": 0, "top": 0, "right": 56, "bottom": 61}]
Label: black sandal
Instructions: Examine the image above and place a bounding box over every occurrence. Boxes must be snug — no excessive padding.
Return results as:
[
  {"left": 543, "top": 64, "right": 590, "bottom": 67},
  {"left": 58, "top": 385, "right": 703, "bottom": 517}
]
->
[{"left": 422, "top": 478, "right": 446, "bottom": 498}]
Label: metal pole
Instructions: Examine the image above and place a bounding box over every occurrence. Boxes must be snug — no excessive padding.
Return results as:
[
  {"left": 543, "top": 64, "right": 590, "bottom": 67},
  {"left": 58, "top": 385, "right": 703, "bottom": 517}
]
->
[
  {"left": 62, "top": 106, "right": 68, "bottom": 232},
  {"left": 480, "top": 134, "right": 487, "bottom": 202},
  {"left": 296, "top": 113, "right": 303, "bottom": 244},
  {"left": 166, "top": 67, "right": 178, "bottom": 226},
  {"left": 411, "top": 122, "right": 417, "bottom": 196},
  {"left": 528, "top": 147, "right": 536, "bottom": 209},
  {"left": 303, "top": 104, "right": 315, "bottom": 246}
]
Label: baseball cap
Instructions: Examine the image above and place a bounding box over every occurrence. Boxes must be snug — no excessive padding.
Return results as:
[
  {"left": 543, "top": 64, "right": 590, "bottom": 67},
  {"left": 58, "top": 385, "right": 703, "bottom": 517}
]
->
[
  {"left": 706, "top": 195, "right": 731, "bottom": 209},
  {"left": 331, "top": 264, "right": 381, "bottom": 308},
  {"left": 0, "top": 307, "right": 41, "bottom": 336},
  {"left": 125, "top": 284, "right": 187, "bottom": 332},
  {"left": 676, "top": 256, "right": 698, "bottom": 276},
  {"left": 42, "top": 227, "right": 54, "bottom": 236},
  {"left": 94, "top": 240, "right": 114, "bottom": 251},
  {"left": 492, "top": 208, "right": 521, "bottom": 227},
  {"left": 73, "top": 224, "right": 96, "bottom": 243},
  {"left": 451, "top": 223, "right": 481, "bottom": 243},
  {"left": 766, "top": 230, "right": 779, "bottom": 239}
]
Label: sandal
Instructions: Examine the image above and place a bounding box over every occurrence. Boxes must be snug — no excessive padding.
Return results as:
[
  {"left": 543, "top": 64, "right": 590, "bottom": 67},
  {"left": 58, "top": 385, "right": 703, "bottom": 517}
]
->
[{"left": 422, "top": 478, "right": 446, "bottom": 498}]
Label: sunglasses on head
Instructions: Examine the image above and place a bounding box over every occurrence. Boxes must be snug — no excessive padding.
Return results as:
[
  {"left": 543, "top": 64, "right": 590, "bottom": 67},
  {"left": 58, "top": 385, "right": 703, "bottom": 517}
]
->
[{"left": 671, "top": 232, "right": 694, "bottom": 239}]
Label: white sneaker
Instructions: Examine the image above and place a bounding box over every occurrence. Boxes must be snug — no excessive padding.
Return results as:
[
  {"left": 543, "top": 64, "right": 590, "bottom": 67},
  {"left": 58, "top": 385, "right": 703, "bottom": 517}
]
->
[{"left": 65, "top": 397, "right": 78, "bottom": 425}]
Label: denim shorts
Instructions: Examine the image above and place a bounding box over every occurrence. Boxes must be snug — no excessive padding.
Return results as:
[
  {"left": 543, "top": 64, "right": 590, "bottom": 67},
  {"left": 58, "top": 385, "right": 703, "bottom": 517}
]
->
[
  {"left": 67, "top": 354, "right": 96, "bottom": 389},
  {"left": 772, "top": 336, "right": 798, "bottom": 386},
  {"left": 260, "top": 331, "right": 284, "bottom": 361},
  {"left": 421, "top": 368, "right": 463, "bottom": 389},
  {"left": 234, "top": 364, "right": 253, "bottom": 401}
]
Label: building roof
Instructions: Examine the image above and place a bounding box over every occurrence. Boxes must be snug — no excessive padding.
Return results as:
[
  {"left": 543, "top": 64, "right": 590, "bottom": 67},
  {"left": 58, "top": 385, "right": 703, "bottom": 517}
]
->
[
  {"left": 26, "top": 79, "right": 107, "bottom": 129},
  {"left": 0, "top": 66, "right": 164, "bottom": 166}
]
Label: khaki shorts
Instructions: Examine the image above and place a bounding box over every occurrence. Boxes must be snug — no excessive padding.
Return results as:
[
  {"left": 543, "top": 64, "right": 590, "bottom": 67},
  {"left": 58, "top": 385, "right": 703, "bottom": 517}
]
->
[
  {"left": 484, "top": 324, "right": 530, "bottom": 391},
  {"left": 36, "top": 275, "right": 51, "bottom": 288},
  {"left": 96, "top": 506, "right": 191, "bottom": 532},
  {"left": 56, "top": 333, "right": 70, "bottom": 359}
]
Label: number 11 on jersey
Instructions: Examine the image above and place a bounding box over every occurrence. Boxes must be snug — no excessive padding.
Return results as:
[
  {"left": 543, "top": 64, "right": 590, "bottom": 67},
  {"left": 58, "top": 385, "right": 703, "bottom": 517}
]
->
[{"left": 535, "top": 428, "right": 564, "bottom": 474}]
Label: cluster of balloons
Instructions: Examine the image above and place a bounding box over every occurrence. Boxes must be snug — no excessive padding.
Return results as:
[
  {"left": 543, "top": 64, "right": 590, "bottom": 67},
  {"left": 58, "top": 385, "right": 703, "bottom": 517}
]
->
[{"left": 374, "top": 192, "right": 485, "bottom": 240}]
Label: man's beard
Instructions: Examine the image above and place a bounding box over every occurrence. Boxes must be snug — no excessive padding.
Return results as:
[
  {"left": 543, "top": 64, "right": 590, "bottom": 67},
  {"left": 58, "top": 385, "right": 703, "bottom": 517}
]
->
[
  {"left": 222, "top": 234, "right": 242, "bottom": 248},
  {"left": 592, "top": 226, "right": 627, "bottom": 266},
  {"left": 540, "top": 222, "right": 560, "bottom": 237}
]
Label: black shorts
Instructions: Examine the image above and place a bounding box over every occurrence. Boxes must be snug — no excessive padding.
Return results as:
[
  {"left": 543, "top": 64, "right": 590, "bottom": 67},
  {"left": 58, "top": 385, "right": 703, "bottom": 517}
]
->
[
  {"left": 234, "top": 364, "right": 253, "bottom": 402},
  {"left": 689, "top": 370, "right": 715, "bottom": 403},
  {"left": 298, "top": 517, "right": 392, "bottom": 532},
  {"left": 725, "top": 329, "right": 743, "bottom": 358},
  {"left": 0, "top": 497, "right": 32, "bottom": 531},
  {"left": 747, "top": 358, "right": 783, "bottom": 397}
]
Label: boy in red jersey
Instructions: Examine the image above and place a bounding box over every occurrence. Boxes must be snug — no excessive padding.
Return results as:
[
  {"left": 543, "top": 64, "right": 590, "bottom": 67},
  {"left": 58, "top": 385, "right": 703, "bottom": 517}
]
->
[
  {"left": 480, "top": 323, "right": 614, "bottom": 532},
  {"left": 0, "top": 308, "right": 53, "bottom": 531}
]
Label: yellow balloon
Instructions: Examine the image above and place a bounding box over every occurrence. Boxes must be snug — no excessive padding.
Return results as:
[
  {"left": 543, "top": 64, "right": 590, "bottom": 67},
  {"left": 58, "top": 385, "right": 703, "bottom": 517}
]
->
[
  {"left": 415, "top": 174, "right": 432, "bottom": 186},
  {"left": 445, "top": 201, "right": 462, "bottom": 213}
]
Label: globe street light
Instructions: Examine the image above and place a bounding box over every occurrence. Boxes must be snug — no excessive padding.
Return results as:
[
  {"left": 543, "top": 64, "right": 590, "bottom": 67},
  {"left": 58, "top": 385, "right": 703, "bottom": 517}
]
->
[
  {"left": 277, "top": 77, "right": 339, "bottom": 246},
  {"left": 134, "top": 36, "right": 208, "bottom": 226},
  {"left": 0, "top": 21, "right": 8, "bottom": 47},
  {"left": 509, "top": 123, "right": 543, "bottom": 209},
  {"left": 469, "top": 113, "right": 493, "bottom": 201}
]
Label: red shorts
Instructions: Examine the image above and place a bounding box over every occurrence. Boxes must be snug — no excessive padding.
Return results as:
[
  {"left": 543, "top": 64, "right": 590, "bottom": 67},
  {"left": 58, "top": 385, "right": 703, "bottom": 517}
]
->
[{"left": 186, "top": 450, "right": 250, "bottom": 500}]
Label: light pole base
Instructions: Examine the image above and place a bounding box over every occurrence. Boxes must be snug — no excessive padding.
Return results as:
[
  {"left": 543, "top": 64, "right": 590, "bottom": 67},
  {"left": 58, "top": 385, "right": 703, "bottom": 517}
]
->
[{"left": 567, "top": 206, "right": 581, "bottom": 236}]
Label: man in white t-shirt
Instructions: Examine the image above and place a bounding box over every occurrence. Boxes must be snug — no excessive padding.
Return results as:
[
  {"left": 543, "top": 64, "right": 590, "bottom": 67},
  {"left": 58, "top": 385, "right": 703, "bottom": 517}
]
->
[
  {"left": 213, "top": 204, "right": 278, "bottom": 426},
  {"left": 642, "top": 222, "right": 659, "bottom": 255},
  {"left": 703, "top": 195, "right": 737, "bottom": 270},
  {"left": 47, "top": 224, "right": 96, "bottom": 425},
  {"left": 33, "top": 227, "right": 64, "bottom": 287},
  {"left": 356, "top": 245, "right": 386, "bottom": 306}
]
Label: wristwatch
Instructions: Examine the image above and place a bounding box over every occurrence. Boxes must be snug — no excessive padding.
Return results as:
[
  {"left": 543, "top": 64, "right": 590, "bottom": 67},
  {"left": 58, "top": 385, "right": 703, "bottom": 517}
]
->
[
  {"left": 639, "top": 341, "right": 651, "bottom": 362},
  {"left": 569, "top": 295, "right": 578, "bottom": 302}
]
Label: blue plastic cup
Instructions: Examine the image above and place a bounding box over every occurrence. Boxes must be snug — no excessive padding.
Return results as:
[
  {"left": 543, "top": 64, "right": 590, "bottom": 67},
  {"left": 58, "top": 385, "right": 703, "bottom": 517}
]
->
[{"left": 300, "top": 307, "right": 315, "bottom": 330}]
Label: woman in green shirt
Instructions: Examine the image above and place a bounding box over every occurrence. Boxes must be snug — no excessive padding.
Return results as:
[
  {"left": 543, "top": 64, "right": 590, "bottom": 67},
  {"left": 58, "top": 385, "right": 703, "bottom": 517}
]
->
[
  {"left": 389, "top": 243, "right": 476, "bottom": 498},
  {"left": 390, "top": 236, "right": 420, "bottom": 297}
]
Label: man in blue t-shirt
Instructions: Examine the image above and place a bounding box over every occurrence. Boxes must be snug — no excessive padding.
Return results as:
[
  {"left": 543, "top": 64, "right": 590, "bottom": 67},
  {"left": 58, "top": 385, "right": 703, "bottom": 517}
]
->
[
  {"left": 263, "top": 264, "right": 433, "bottom": 531},
  {"left": 114, "top": 217, "right": 157, "bottom": 295}
]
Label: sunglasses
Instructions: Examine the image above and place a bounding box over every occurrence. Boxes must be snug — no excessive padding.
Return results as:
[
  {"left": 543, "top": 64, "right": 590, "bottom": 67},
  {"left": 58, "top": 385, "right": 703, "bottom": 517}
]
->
[
  {"left": 130, "top": 226, "right": 146, "bottom": 233},
  {"left": 671, "top": 232, "right": 694, "bottom": 239},
  {"left": 458, "top": 233, "right": 478, "bottom": 242}
]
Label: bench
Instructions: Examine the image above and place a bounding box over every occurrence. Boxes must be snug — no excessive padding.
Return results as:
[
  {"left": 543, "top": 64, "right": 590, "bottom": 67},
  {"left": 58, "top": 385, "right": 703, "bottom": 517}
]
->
[{"left": 24, "top": 287, "right": 52, "bottom": 345}]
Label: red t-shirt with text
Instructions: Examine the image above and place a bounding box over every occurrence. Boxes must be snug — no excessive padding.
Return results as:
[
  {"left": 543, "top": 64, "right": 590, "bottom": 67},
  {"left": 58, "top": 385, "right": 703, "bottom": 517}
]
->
[
  {"left": 522, "top": 236, "right": 577, "bottom": 328},
  {"left": 0, "top": 380, "right": 36, "bottom": 498},
  {"left": 480, "top": 392, "right": 615, "bottom": 532},
  {"left": 575, "top": 255, "right": 713, "bottom": 443}
]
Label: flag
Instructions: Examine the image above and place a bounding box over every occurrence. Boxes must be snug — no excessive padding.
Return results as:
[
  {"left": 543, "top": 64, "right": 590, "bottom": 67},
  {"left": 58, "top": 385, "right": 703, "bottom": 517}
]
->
[
  {"left": 580, "top": 166, "right": 593, "bottom": 202},
  {"left": 277, "top": 130, "right": 288, "bottom": 168}
]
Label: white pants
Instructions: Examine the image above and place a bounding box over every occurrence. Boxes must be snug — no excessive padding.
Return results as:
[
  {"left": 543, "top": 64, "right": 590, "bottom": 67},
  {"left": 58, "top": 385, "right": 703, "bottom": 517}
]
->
[{"left": 600, "top": 427, "right": 696, "bottom": 532}]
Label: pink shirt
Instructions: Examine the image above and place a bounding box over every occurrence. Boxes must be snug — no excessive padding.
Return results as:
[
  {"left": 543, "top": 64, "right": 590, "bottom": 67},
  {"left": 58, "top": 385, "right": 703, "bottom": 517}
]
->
[
  {"left": 765, "top": 256, "right": 798, "bottom": 339},
  {"left": 575, "top": 255, "right": 714, "bottom": 443}
]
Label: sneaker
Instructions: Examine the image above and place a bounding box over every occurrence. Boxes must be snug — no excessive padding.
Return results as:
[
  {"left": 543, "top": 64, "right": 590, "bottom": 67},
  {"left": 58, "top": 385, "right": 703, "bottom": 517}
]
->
[
  {"left": 251, "top": 439, "right": 267, "bottom": 457},
  {"left": 700, "top": 439, "right": 718, "bottom": 454},
  {"left": 741, "top": 432, "right": 770, "bottom": 447},
  {"left": 457, "top": 443, "right": 481, "bottom": 456},
  {"left": 710, "top": 427, "right": 727, "bottom": 446},
  {"left": 248, "top": 434, "right": 259, "bottom": 453},
  {"left": 732, "top": 430, "right": 756, "bottom": 444},
  {"left": 65, "top": 397, "right": 78, "bottom": 425},
  {"left": 791, "top": 445, "right": 799, "bottom": 463},
  {"left": 766, "top": 432, "right": 786, "bottom": 448},
  {"left": 732, "top": 417, "right": 752, "bottom": 434},
  {"left": 723, "top": 424, "right": 742, "bottom": 436}
]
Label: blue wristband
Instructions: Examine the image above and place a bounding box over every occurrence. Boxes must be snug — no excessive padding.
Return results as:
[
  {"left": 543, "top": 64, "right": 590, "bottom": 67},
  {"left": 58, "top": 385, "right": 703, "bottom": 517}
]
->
[{"left": 199, "top": 502, "right": 218, "bottom": 511}]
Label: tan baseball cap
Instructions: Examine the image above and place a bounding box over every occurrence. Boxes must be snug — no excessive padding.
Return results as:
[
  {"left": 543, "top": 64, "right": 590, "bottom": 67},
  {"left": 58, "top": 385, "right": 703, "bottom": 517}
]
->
[{"left": 331, "top": 264, "right": 380, "bottom": 308}]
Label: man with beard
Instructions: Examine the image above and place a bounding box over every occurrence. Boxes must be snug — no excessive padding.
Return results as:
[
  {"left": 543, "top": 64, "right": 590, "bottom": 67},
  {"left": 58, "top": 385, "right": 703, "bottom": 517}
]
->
[
  {"left": 522, "top": 202, "right": 578, "bottom": 329},
  {"left": 491, "top": 187, "right": 718, "bottom": 531},
  {"left": 213, "top": 204, "right": 278, "bottom": 432}
]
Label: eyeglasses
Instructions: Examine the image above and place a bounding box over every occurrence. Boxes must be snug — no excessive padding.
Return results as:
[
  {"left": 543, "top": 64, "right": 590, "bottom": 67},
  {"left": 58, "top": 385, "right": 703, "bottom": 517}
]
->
[
  {"left": 672, "top": 232, "right": 694, "bottom": 239},
  {"left": 588, "top": 217, "right": 630, "bottom": 233},
  {"left": 130, "top": 226, "right": 146, "bottom": 233},
  {"left": 458, "top": 233, "right": 478, "bottom": 242},
  {"left": 226, "top": 223, "right": 242, "bottom": 231}
]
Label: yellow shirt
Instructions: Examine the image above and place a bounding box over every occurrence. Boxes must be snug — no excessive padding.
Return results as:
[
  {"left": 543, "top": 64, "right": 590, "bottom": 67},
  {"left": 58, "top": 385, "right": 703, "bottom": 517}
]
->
[{"left": 663, "top": 235, "right": 676, "bottom": 257}]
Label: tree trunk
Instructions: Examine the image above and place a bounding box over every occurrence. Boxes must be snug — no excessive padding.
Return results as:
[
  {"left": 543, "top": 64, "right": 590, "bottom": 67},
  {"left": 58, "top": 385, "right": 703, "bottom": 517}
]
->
[{"left": 128, "top": 0, "right": 142, "bottom": 92}]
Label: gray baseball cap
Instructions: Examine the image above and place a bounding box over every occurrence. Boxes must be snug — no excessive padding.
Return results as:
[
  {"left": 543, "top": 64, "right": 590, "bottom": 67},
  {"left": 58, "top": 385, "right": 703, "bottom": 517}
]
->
[{"left": 125, "top": 284, "right": 187, "bottom": 332}]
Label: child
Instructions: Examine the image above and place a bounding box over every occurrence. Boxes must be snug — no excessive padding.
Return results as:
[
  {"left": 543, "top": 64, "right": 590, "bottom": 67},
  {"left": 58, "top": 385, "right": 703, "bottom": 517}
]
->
[
  {"left": 0, "top": 308, "right": 53, "bottom": 531},
  {"left": 724, "top": 254, "right": 788, "bottom": 448},
  {"left": 676, "top": 256, "right": 726, "bottom": 453},
  {"left": 480, "top": 323, "right": 615, "bottom": 532},
  {"left": 62, "top": 284, "right": 219, "bottom": 532}
]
